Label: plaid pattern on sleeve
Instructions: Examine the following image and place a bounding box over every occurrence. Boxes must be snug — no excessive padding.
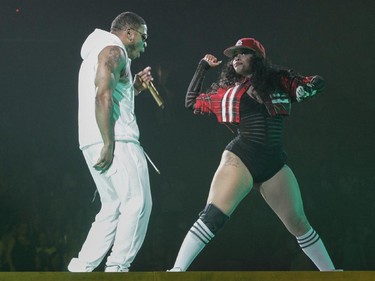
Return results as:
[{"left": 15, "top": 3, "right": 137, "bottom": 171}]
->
[
  {"left": 192, "top": 72, "right": 323, "bottom": 122},
  {"left": 194, "top": 83, "right": 249, "bottom": 124}
]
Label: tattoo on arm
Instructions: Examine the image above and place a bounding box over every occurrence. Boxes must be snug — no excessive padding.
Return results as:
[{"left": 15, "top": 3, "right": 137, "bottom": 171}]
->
[
  {"left": 95, "top": 46, "right": 124, "bottom": 88},
  {"left": 105, "top": 47, "right": 121, "bottom": 72}
]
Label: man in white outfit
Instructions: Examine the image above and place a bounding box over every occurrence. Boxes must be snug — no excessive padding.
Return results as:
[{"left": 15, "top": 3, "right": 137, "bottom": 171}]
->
[{"left": 68, "top": 11, "right": 153, "bottom": 272}]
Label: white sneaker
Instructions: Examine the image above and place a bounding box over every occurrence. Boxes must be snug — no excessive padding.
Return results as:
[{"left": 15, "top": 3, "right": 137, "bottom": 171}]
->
[
  {"left": 167, "top": 267, "right": 183, "bottom": 272},
  {"left": 104, "top": 265, "right": 129, "bottom": 272},
  {"left": 67, "top": 258, "right": 95, "bottom": 272}
]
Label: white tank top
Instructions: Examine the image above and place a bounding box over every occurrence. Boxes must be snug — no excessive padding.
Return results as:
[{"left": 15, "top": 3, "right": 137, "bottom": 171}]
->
[{"left": 78, "top": 29, "right": 140, "bottom": 149}]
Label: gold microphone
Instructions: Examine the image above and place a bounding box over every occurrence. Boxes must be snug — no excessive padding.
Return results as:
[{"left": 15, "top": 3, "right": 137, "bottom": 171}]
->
[{"left": 144, "top": 81, "right": 165, "bottom": 109}]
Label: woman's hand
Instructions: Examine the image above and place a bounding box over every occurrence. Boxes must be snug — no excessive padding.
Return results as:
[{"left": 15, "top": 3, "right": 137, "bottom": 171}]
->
[{"left": 203, "top": 54, "right": 222, "bottom": 68}]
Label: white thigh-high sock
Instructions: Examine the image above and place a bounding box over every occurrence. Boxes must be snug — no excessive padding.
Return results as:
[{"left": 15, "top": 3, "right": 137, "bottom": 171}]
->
[
  {"left": 296, "top": 228, "right": 335, "bottom": 271},
  {"left": 170, "top": 218, "right": 214, "bottom": 271}
]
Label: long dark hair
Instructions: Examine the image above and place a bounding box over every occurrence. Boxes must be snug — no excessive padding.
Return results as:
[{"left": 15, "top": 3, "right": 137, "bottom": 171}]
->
[{"left": 210, "top": 53, "right": 290, "bottom": 99}]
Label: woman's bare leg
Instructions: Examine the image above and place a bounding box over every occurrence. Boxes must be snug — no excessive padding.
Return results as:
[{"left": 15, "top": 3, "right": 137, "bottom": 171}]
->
[
  {"left": 207, "top": 151, "right": 253, "bottom": 215},
  {"left": 259, "top": 165, "right": 335, "bottom": 270},
  {"left": 259, "top": 165, "right": 310, "bottom": 235},
  {"left": 169, "top": 151, "right": 252, "bottom": 271}
]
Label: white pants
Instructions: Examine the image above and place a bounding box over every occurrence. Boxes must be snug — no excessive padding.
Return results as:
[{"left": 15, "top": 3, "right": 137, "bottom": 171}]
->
[{"left": 68, "top": 141, "right": 152, "bottom": 272}]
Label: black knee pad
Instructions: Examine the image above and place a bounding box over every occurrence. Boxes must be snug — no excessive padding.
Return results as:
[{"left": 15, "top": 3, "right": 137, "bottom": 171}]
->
[{"left": 199, "top": 203, "right": 229, "bottom": 234}]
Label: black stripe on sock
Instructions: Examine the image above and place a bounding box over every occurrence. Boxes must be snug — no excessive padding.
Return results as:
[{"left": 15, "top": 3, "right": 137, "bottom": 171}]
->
[
  {"left": 196, "top": 220, "right": 214, "bottom": 239},
  {"left": 191, "top": 223, "right": 212, "bottom": 243},
  {"left": 297, "top": 230, "right": 319, "bottom": 243},
  {"left": 189, "top": 229, "right": 209, "bottom": 244},
  {"left": 297, "top": 229, "right": 316, "bottom": 243},
  {"left": 299, "top": 233, "right": 320, "bottom": 249}
]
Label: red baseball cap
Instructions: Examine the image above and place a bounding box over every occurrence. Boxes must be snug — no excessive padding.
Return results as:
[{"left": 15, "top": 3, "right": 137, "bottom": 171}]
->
[{"left": 223, "top": 38, "right": 266, "bottom": 58}]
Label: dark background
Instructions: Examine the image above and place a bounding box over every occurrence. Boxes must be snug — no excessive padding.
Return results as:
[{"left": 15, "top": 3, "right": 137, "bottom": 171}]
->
[{"left": 0, "top": 0, "right": 374, "bottom": 271}]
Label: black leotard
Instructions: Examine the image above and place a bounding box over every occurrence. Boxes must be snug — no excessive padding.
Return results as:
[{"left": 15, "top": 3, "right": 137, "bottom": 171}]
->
[
  {"left": 225, "top": 93, "right": 286, "bottom": 183},
  {"left": 186, "top": 60, "right": 288, "bottom": 183}
]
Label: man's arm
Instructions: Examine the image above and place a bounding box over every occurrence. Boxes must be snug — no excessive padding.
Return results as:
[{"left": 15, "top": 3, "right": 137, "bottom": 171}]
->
[{"left": 93, "top": 45, "right": 125, "bottom": 172}]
